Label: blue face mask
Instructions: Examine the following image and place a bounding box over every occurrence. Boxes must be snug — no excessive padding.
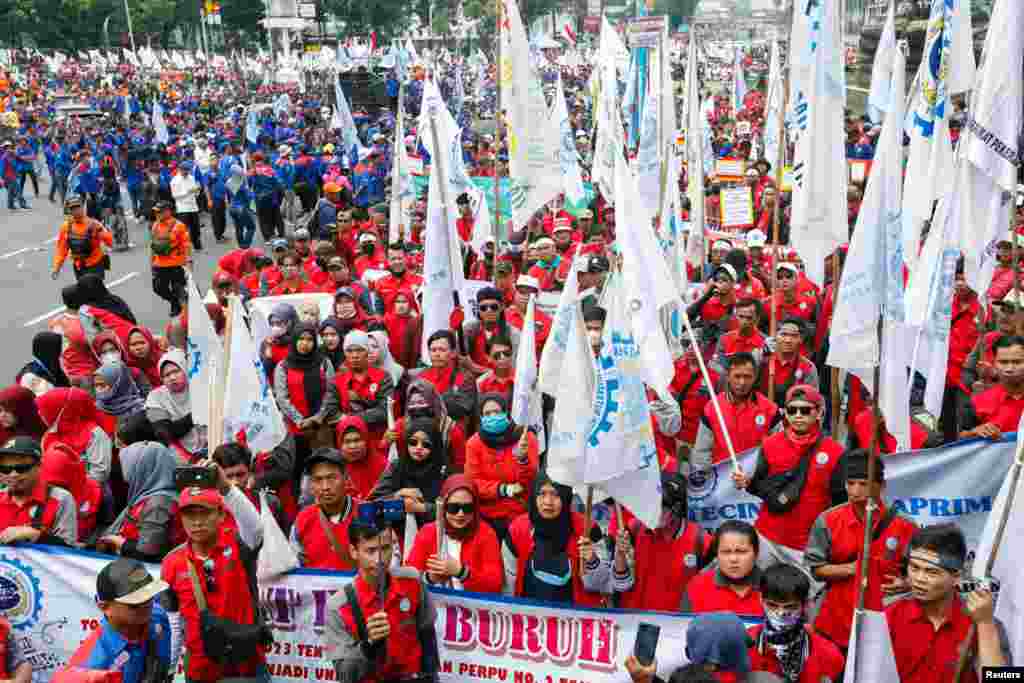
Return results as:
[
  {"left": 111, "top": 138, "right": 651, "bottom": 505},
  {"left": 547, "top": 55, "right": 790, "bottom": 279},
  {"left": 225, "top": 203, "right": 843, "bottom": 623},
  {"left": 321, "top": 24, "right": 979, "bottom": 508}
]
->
[{"left": 480, "top": 412, "right": 510, "bottom": 435}]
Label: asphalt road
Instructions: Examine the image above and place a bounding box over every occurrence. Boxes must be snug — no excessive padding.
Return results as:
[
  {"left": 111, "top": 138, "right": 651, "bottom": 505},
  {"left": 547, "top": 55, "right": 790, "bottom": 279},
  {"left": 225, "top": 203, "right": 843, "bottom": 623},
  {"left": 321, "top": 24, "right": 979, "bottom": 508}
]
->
[{"left": 1, "top": 177, "right": 241, "bottom": 384}]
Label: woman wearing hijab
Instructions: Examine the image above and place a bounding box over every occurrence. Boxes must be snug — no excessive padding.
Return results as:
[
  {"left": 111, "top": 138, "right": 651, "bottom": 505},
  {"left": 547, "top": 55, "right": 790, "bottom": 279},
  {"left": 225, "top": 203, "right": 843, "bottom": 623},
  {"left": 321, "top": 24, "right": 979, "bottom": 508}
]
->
[
  {"left": 335, "top": 415, "right": 388, "bottom": 500},
  {"left": 262, "top": 302, "right": 299, "bottom": 381},
  {"left": 0, "top": 386, "right": 46, "bottom": 442},
  {"left": 39, "top": 440, "right": 102, "bottom": 543},
  {"left": 17, "top": 331, "right": 71, "bottom": 396},
  {"left": 465, "top": 393, "right": 539, "bottom": 539},
  {"left": 319, "top": 317, "right": 345, "bottom": 370},
  {"left": 387, "top": 379, "right": 468, "bottom": 471},
  {"left": 680, "top": 613, "right": 754, "bottom": 683},
  {"left": 144, "top": 349, "right": 206, "bottom": 462},
  {"left": 36, "top": 387, "right": 113, "bottom": 485},
  {"left": 502, "top": 472, "right": 609, "bottom": 606},
  {"left": 370, "top": 417, "right": 448, "bottom": 526},
  {"left": 122, "top": 325, "right": 165, "bottom": 387},
  {"left": 406, "top": 474, "right": 504, "bottom": 593},
  {"left": 93, "top": 361, "right": 147, "bottom": 436},
  {"left": 273, "top": 323, "right": 336, "bottom": 465},
  {"left": 77, "top": 272, "right": 137, "bottom": 324},
  {"left": 95, "top": 441, "right": 183, "bottom": 561},
  {"left": 48, "top": 283, "right": 99, "bottom": 389},
  {"left": 383, "top": 288, "right": 422, "bottom": 370},
  {"left": 90, "top": 332, "right": 153, "bottom": 396},
  {"left": 368, "top": 329, "right": 406, "bottom": 395}
]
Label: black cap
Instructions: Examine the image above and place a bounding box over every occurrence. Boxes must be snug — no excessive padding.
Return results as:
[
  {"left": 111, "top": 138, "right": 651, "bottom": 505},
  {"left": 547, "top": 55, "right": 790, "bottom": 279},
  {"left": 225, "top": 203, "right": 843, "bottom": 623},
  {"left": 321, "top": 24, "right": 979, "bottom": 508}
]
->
[
  {"left": 0, "top": 437, "right": 41, "bottom": 460},
  {"left": 585, "top": 255, "right": 610, "bottom": 273},
  {"left": 154, "top": 199, "right": 173, "bottom": 211},
  {"left": 96, "top": 558, "right": 169, "bottom": 605},
  {"left": 305, "top": 447, "right": 345, "bottom": 473},
  {"left": 64, "top": 194, "right": 84, "bottom": 209}
]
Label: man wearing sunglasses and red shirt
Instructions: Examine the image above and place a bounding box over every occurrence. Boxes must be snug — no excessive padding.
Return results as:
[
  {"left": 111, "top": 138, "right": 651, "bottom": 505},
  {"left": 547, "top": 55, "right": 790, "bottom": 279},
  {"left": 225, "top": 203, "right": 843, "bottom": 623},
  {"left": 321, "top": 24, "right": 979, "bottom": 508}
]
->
[
  {"left": 0, "top": 437, "right": 78, "bottom": 547},
  {"left": 733, "top": 384, "right": 844, "bottom": 573}
]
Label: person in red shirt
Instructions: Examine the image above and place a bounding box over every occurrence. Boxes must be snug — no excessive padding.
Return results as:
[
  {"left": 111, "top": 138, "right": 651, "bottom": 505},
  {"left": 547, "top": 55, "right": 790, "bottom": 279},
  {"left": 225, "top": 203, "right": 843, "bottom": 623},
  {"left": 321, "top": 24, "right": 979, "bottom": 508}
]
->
[
  {"left": 334, "top": 415, "right": 388, "bottom": 501},
  {"left": 747, "top": 563, "right": 845, "bottom": 683},
  {"left": 711, "top": 298, "right": 767, "bottom": 373},
  {"left": 885, "top": 524, "right": 1009, "bottom": 683},
  {"left": 681, "top": 520, "right": 765, "bottom": 616},
  {"left": 414, "top": 330, "right": 478, "bottom": 423},
  {"left": 850, "top": 406, "right": 942, "bottom": 453},
  {"left": 323, "top": 330, "right": 394, "bottom": 449},
  {"left": 526, "top": 237, "right": 564, "bottom": 292},
  {"left": 269, "top": 251, "right": 320, "bottom": 295},
  {"left": 0, "top": 436, "right": 78, "bottom": 546},
  {"left": 807, "top": 450, "right": 916, "bottom": 651},
  {"left": 374, "top": 243, "right": 423, "bottom": 312},
  {"left": 475, "top": 335, "right": 515, "bottom": 401},
  {"left": 960, "top": 334, "right": 1024, "bottom": 439},
  {"left": 692, "top": 352, "right": 782, "bottom": 469},
  {"left": 670, "top": 340, "right": 720, "bottom": 452},
  {"left": 289, "top": 447, "right": 359, "bottom": 570},
  {"left": 944, "top": 269, "right": 983, "bottom": 440},
  {"left": 160, "top": 473, "right": 268, "bottom": 683},
  {"left": 455, "top": 193, "right": 474, "bottom": 242},
  {"left": 734, "top": 384, "right": 844, "bottom": 571},
  {"left": 762, "top": 263, "right": 819, "bottom": 349},
  {"left": 689, "top": 263, "right": 740, "bottom": 330},
  {"left": 353, "top": 233, "right": 387, "bottom": 278},
  {"left": 323, "top": 521, "right": 438, "bottom": 682},
  {"left": 759, "top": 318, "right": 819, "bottom": 405}
]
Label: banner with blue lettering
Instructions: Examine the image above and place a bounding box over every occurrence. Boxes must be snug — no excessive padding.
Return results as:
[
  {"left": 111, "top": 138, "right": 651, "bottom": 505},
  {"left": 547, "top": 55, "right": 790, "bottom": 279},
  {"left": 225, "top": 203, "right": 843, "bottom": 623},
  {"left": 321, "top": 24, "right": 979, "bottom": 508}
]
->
[
  {"left": 685, "top": 435, "right": 1014, "bottom": 553},
  {"left": 0, "top": 546, "right": 759, "bottom": 683}
]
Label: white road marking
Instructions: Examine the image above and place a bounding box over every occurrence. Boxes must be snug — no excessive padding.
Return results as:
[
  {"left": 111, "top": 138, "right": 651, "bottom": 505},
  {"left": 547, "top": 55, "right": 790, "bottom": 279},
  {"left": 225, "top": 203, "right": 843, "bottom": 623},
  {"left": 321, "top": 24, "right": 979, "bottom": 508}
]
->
[
  {"left": 22, "top": 271, "right": 140, "bottom": 327},
  {"left": 1, "top": 236, "right": 59, "bottom": 260}
]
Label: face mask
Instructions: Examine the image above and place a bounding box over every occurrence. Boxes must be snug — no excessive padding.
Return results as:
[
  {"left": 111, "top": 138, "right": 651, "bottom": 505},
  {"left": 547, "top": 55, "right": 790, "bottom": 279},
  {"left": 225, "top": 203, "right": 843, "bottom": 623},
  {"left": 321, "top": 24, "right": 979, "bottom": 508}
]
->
[
  {"left": 361, "top": 243, "right": 376, "bottom": 255},
  {"left": 764, "top": 605, "right": 805, "bottom": 635},
  {"left": 481, "top": 412, "right": 510, "bottom": 435},
  {"left": 101, "top": 351, "right": 121, "bottom": 364},
  {"left": 269, "top": 322, "right": 288, "bottom": 338}
]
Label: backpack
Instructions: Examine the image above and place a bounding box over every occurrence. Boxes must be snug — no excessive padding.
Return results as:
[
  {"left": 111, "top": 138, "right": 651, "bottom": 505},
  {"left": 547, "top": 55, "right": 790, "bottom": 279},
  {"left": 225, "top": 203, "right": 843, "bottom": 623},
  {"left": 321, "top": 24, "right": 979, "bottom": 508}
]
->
[
  {"left": 150, "top": 221, "right": 174, "bottom": 257},
  {"left": 67, "top": 221, "right": 94, "bottom": 258}
]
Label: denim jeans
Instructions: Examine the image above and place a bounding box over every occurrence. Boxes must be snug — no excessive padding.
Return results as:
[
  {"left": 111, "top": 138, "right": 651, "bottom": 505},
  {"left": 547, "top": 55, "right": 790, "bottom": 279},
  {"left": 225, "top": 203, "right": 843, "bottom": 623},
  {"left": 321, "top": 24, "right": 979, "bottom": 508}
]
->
[{"left": 231, "top": 206, "right": 257, "bottom": 248}]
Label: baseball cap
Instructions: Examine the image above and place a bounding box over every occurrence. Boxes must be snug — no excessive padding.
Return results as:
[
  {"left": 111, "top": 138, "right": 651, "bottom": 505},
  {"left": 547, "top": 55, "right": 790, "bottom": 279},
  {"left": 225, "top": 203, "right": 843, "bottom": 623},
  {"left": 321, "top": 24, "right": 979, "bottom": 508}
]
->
[
  {"left": 553, "top": 217, "right": 573, "bottom": 232},
  {"left": 294, "top": 228, "right": 311, "bottom": 240},
  {"left": 96, "top": 558, "right": 169, "bottom": 605},
  {"left": 714, "top": 264, "right": 738, "bottom": 282},
  {"left": 359, "top": 233, "right": 377, "bottom": 244},
  {"left": 179, "top": 486, "right": 223, "bottom": 511},
  {"left": 746, "top": 229, "right": 767, "bottom": 248},
  {"left": 585, "top": 255, "right": 610, "bottom": 273},
  {"left": 785, "top": 383, "right": 824, "bottom": 407},
  {"left": 270, "top": 238, "right": 289, "bottom": 252},
  {"left": 0, "top": 437, "right": 41, "bottom": 460},
  {"left": 306, "top": 447, "right": 345, "bottom": 473},
  {"left": 712, "top": 239, "right": 732, "bottom": 252},
  {"left": 335, "top": 286, "right": 356, "bottom": 300},
  {"left": 777, "top": 262, "right": 799, "bottom": 276}
]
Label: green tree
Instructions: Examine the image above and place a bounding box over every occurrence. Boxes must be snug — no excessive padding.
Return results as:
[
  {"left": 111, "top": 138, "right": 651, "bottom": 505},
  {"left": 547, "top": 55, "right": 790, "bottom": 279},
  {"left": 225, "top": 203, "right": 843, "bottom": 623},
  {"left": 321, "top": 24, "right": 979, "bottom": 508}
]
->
[{"left": 322, "top": 0, "right": 412, "bottom": 41}]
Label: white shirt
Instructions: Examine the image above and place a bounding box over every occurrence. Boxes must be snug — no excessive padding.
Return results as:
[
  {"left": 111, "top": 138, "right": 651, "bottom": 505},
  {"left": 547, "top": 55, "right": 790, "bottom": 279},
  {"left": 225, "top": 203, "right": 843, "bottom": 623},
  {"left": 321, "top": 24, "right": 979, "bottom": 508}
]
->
[
  {"left": 194, "top": 145, "right": 213, "bottom": 173},
  {"left": 170, "top": 173, "right": 200, "bottom": 214}
]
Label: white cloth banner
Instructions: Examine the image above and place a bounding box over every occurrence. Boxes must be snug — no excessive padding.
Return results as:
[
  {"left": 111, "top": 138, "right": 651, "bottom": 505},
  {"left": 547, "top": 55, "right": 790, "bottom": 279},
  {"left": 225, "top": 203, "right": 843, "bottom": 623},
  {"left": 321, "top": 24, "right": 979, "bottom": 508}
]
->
[
  {"left": 0, "top": 545, "right": 760, "bottom": 683},
  {"left": 688, "top": 436, "right": 1015, "bottom": 551}
]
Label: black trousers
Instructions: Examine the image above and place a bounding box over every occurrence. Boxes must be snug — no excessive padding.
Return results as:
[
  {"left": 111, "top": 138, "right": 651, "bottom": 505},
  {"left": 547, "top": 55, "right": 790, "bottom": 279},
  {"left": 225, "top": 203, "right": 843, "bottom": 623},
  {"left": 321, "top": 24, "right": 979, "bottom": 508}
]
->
[
  {"left": 211, "top": 200, "right": 227, "bottom": 240},
  {"left": 256, "top": 203, "right": 284, "bottom": 241},
  {"left": 179, "top": 211, "right": 202, "bottom": 250},
  {"left": 152, "top": 264, "right": 186, "bottom": 315}
]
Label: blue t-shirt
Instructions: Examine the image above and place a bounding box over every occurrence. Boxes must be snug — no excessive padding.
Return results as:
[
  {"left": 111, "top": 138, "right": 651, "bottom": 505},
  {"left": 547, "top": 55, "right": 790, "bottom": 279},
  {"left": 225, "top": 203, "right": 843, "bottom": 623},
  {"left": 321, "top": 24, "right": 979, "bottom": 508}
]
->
[{"left": 80, "top": 603, "right": 171, "bottom": 683}]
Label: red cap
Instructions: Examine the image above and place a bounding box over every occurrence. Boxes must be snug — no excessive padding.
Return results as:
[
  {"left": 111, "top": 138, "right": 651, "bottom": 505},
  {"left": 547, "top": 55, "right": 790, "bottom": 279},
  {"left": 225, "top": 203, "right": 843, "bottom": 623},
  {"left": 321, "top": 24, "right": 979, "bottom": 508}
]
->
[
  {"left": 785, "top": 384, "right": 824, "bottom": 408},
  {"left": 179, "top": 487, "right": 223, "bottom": 511}
]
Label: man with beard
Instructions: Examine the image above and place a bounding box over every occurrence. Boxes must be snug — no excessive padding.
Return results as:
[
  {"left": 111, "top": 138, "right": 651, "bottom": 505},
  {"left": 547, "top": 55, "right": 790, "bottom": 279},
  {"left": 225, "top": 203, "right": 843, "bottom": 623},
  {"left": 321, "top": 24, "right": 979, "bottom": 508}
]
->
[{"left": 375, "top": 243, "right": 423, "bottom": 311}]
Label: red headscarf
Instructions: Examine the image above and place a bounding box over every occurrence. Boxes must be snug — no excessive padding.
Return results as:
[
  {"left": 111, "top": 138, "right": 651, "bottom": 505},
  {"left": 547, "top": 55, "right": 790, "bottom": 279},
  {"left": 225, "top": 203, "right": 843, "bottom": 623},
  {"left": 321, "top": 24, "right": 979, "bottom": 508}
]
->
[
  {"left": 36, "top": 387, "right": 101, "bottom": 456},
  {"left": 0, "top": 386, "right": 46, "bottom": 442},
  {"left": 121, "top": 325, "right": 163, "bottom": 387},
  {"left": 440, "top": 474, "right": 480, "bottom": 541}
]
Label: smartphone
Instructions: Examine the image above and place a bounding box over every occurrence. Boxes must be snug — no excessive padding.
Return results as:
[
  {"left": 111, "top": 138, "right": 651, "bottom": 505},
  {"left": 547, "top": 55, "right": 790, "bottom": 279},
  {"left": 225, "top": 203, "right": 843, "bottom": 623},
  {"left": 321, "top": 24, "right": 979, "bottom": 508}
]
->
[
  {"left": 174, "top": 466, "right": 218, "bottom": 492},
  {"left": 357, "top": 500, "right": 405, "bottom": 526},
  {"left": 633, "top": 622, "right": 660, "bottom": 667},
  {"left": 956, "top": 577, "right": 1000, "bottom": 597}
]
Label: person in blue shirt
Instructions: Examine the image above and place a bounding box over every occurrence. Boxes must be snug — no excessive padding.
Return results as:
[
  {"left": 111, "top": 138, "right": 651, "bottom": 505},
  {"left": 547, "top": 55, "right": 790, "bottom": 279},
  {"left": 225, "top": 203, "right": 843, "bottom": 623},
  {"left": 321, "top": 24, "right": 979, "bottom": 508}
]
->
[
  {"left": 228, "top": 165, "right": 258, "bottom": 248},
  {"left": 207, "top": 151, "right": 229, "bottom": 243},
  {"left": 67, "top": 557, "right": 172, "bottom": 683}
]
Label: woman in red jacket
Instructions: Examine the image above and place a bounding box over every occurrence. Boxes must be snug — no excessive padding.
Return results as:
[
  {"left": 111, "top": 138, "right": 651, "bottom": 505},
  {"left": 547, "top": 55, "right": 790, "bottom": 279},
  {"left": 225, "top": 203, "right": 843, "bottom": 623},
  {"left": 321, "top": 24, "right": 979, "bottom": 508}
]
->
[
  {"left": 406, "top": 474, "right": 504, "bottom": 593},
  {"left": 682, "top": 520, "right": 765, "bottom": 617},
  {"left": 464, "top": 394, "right": 539, "bottom": 540},
  {"left": 335, "top": 415, "right": 388, "bottom": 500},
  {"left": 122, "top": 325, "right": 165, "bottom": 388},
  {"left": 502, "top": 473, "right": 609, "bottom": 606}
]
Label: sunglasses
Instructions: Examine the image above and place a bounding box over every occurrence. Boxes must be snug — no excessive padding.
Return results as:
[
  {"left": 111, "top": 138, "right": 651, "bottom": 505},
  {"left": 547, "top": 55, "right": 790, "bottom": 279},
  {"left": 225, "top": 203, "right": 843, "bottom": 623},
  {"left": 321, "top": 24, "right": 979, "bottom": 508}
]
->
[
  {"left": 786, "top": 405, "right": 816, "bottom": 416},
  {"left": 479, "top": 303, "right": 501, "bottom": 312},
  {"left": 0, "top": 463, "right": 35, "bottom": 475},
  {"left": 327, "top": 265, "right": 345, "bottom": 271},
  {"left": 408, "top": 438, "right": 433, "bottom": 449},
  {"left": 446, "top": 502, "right": 476, "bottom": 516},
  {"left": 492, "top": 349, "right": 512, "bottom": 359},
  {"left": 202, "top": 558, "right": 217, "bottom": 592}
]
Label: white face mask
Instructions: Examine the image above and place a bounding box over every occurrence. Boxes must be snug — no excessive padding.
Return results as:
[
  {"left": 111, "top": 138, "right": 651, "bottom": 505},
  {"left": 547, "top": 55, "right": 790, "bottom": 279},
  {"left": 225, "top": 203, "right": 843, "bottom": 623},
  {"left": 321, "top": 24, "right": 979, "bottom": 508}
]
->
[{"left": 101, "top": 351, "right": 121, "bottom": 364}]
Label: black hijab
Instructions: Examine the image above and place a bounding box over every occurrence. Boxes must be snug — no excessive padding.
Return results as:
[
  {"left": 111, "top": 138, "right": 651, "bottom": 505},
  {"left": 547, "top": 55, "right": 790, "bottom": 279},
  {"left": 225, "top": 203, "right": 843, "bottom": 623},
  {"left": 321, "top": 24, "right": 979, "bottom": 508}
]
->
[
  {"left": 529, "top": 472, "right": 574, "bottom": 556},
  {"left": 30, "top": 332, "right": 70, "bottom": 387},
  {"left": 319, "top": 316, "right": 346, "bottom": 371},
  {"left": 77, "top": 273, "right": 138, "bottom": 323},
  {"left": 477, "top": 392, "right": 521, "bottom": 449},
  {"left": 286, "top": 323, "right": 325, "bottom": 417},
  {"left": 523, "top": 472, "right": 576, "bottom": 603},
  {"left": 395, "top": 417, "right": 448, "bottom": 504}
]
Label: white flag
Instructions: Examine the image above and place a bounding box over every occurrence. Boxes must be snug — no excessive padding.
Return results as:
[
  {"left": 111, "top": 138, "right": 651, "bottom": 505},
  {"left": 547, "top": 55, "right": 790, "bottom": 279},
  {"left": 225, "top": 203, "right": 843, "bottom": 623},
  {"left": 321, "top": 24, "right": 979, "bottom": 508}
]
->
[
  {"left": 685, "top": 36, "right": 706, "bottom": 275},
  {"left": 763, "top": 40, "right": 784, "bottom": 169},
  {"left": 223, "top": 299, "right": 287, "bottom": 453},
  {"left": 959, "top": 0, "right": 1023, "bottom": 294},
  {"left": 538, "top": 255, "right": 584, "bottom": 396},
  {"left": 635, "top": 68, "right": 661, "bottom": 223},
  {"left": 615, "top": 133, "right": 676, "bottom": 402},
  {"left": 152, "top": 102, "right": 169, "bottom": 145},
  {"left": 546, "top": 302, "right": 595, "bottom": 489},
  {"left": 866, "top": 2, "right": 897, "bottom": 124},
  {"left": 185, "top": 272, "right": 224, "bottom": 428},
  {"left": 843, "top": 610, "right": 901, "bottom": 683},
  {"left": 510, "top": 295, "right": 545, "bottom": 448},
  {"left": 550, "top": 76, "right": 586, "bottom": 204},
  {"left": 828, "top": 47, "right": 911, "bottom": 450},
  {"left": 789, "top": 0, "right": 848, "bottom": 286},
  {"left": 500, "top": 0, "right": 562, "bottom": 228},
  {"left": 334, "top": 75, "right": 362, "bottom": 158},
  {"left": 731, "top": 47, "right": 747, "bottom": 116},
  {"left": 389, "top": 95, "right": 413, "bottom": 245}
]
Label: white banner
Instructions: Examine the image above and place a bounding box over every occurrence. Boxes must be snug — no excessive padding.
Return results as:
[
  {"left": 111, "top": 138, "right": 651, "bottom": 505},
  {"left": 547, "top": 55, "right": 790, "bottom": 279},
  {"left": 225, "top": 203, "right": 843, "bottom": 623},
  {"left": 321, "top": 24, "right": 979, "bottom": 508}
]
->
[
  {"left": 0, "top": 546, "right": 760, "bottom": 683},
  {"left": 687, "top": 436, "right": 1015, "bottom": 555}
]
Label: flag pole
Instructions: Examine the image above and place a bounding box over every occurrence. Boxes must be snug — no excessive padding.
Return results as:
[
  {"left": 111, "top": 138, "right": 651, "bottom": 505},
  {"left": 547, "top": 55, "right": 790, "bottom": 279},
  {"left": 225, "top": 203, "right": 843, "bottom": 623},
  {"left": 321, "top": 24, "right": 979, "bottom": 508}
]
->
[
  {"left": 493, "top": 0, "right": 503, "bottom": 284},
  {"left": 767, "top": 38, "right": 787, "bottom": 398}
]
